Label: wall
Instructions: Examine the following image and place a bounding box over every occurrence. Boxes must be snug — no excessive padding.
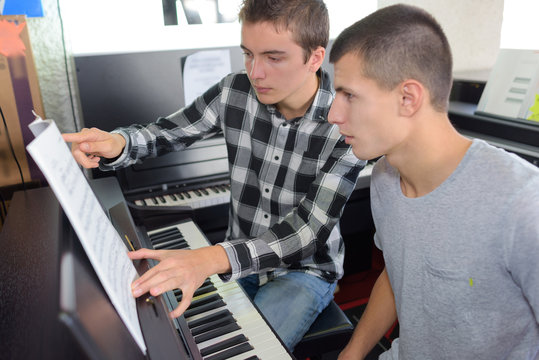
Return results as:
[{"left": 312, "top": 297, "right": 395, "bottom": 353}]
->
[
  {"left": 378, "top": 0, "right": 504, "bottom": 74},
  {"left": 25, "top": 0, "right": 505, "bottom": 134}
]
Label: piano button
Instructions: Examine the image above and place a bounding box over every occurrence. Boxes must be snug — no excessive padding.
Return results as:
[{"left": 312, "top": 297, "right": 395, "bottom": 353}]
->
[
  {"left": 184, "top": 298, "right": 226, "bottom": 318},
  {"left": 188, "top": 309, "right": 233, "bottom": 329},
  {"left": 195, "top": 322, "right": 241, "bottom": 344}
]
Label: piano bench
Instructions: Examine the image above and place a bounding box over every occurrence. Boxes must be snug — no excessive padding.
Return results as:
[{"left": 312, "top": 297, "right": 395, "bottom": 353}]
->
[{"left": 293, "top": 300, "right": 354, "bottom": 359}]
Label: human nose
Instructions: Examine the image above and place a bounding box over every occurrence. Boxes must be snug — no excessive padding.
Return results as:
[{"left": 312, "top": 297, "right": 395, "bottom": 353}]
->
[
  {"left": 328, "top": 96, "right": 344, "bottom": 125},
  {"left": 248, "top": 57, "right": 265, "bottom": 80}
]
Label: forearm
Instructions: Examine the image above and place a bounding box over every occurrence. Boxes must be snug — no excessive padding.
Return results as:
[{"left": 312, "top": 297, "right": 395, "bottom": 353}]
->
[{"left": 340, "top": 268, "right": 397, "bottom": 359}]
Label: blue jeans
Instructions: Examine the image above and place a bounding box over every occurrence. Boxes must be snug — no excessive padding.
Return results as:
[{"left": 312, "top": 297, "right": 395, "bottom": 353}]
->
[{"left": 237, "top": 272, "right": 337, "bottom": 351}]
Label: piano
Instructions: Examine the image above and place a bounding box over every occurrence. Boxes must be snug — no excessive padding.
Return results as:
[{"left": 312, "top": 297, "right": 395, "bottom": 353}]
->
[{"left": 0, "top": 177, "right": 293, "bottom": 360}]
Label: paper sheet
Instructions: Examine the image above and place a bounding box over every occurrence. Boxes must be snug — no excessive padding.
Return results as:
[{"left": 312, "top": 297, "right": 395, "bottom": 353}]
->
[
  {"left": 26, "top": 115, "right": 146, "bottom": 354},
  {"left": 183, "top": 49, "right": 232, "bottom": 106}
]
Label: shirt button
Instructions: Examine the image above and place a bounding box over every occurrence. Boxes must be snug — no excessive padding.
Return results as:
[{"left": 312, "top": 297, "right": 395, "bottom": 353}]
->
[
  {"left": 265, "top": 188, "right": 269, "bottom": 193},
  {"left": 274, "top": 156, "right": 279, "bottom": 161},
  {"left": 282, "top": 123, "right": 288, "bottom": 127},
  {"left": 264, "top": 214, "right": 269, "bottom": 219}
]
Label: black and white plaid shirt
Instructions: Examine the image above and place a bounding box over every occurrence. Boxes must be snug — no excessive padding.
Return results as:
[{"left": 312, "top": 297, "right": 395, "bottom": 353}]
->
[{"left": 103, "top": 69, "right": 366, "bottom": 284}]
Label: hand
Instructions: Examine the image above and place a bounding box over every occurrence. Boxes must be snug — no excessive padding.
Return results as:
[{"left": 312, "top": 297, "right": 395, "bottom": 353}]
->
[
  {"left": 128, "top": 245, "right": 231, "bottom": 318},
  {"left": 62, "top": 127, "right": 126, "bottom": 168}
]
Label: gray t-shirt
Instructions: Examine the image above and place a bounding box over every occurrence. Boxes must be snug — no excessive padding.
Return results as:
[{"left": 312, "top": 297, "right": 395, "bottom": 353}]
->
[{"left": 371, "top": 139, "right": 539, "bottom": 359}]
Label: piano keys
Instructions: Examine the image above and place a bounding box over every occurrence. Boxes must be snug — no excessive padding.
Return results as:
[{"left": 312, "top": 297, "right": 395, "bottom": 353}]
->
[
  {"left": 131, "top": 162, "right": 374, "bottom": 211},
  {"left": 135, "top": 183, "right": 231, "bottom": 209},
  {"left": 146, "top": 220, "right": 293, "bottom": 360}
]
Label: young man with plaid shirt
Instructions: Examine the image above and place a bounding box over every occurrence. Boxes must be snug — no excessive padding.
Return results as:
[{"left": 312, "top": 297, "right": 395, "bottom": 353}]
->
[{"left": 63, "top": 0, "right": 365, "bottom": 349}]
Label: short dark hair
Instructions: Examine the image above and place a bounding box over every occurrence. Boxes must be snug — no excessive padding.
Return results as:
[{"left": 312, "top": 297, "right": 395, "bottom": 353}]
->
[
  {"left": 330, "top": 4, "right": 453, "bottom": 112},
  {"left": 238, "top": 0, "right": 329, "bottom": 63}
]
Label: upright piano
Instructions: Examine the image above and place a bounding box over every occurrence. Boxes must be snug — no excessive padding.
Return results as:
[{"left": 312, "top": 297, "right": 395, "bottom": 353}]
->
[{"left": 0, "top": 177, "right": 293, "bottom": 360}]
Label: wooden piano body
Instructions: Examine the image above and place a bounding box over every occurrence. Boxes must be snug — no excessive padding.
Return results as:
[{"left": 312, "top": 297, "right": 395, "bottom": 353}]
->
[{"left": 0, "top": 178, "right": 292, "bottom": 360}]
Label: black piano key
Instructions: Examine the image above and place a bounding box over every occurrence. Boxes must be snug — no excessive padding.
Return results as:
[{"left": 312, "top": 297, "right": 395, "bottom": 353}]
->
[
  {"left": 204, "top": 340, "right": 254, "bottom": 360},
  {"left": 193, "top": 284, "right": 218, "bottom": 297},
  {"left": 195, "top": 322, "right": 241, "bottom": 344},
  {"left": 178, "top": 193, "right": 185, "bottom": 200},
  {"left": 157, "top": 241, "right": 190, "bottom": 250},
  {"left": 201, "top": 188, "right": 209, "bottom": 195},
  {"left": 211, "top": 187, "right": 220, "bottom": 194},
  {"left": 184, "top": 192, "right": 192, "bottom": 199},
  {"left": 178, "top": 278, "right": 212, "bottom": 295},
  {"left": 169, "top": 194, "right": 177, "bottom": 201},
  {"left": 158, "top": 196, "right": 166, "bottom": 203},
  {"left": 243, "top": 356, "right": 260, "bottom": 360},
  {"left": 188, "top": 309, "right": 233, "bottom": 329},
  {"left": 151, "top": 197, "right": 159, "bottom": 205},
  {"left": 199, "top": 334, "right": 249, "bottom": 356},
  {"left": 150, "top": 231, "right": 184, "bottom": 243},
  {"left": 194, "top": 189, "right": 203, "bottom": 197},
  {"left": 175, "top": 282, "right": 217, "bottom": 302},
  {"left": 190, "top": 314, "right": 236, "bottom": 337},
  {"left": 189, "top": 293, "right": 223, "bottom": 310},
  {"left": 184, "top": 298, "right": 226, "bottom": 318},
  {"left": 149, "top": 228, "right": 183, "bottom": 241}
]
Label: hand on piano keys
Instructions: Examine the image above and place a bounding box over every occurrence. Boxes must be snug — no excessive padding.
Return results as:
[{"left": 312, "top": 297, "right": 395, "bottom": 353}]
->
[
  {"left": 129, "top": 220, "right": 293, "bottom": 360},
  {"left": 128, "top": 244, "right": 230, "bottom": 318}
]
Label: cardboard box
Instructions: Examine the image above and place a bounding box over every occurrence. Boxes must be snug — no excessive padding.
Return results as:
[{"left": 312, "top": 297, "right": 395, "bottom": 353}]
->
[{"left": 0, "top": 15, "right": 44, "bottom": 188}]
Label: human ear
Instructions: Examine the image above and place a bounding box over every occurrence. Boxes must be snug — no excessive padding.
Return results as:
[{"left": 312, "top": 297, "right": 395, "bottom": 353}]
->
[
  {"left": 309, "top": 46, "right": 325, "bottom": 72},
  {"left": 399, "top": 80, "right": 423, "bottom": 117}
]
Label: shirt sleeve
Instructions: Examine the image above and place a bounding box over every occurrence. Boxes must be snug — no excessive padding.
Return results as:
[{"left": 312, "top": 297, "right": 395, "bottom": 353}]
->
[
  {"left": 218, "top": 140, "right": 366, "bottom": 281},
  {"left": 99, "top": 81, "right": 224, "bottom": 171}
]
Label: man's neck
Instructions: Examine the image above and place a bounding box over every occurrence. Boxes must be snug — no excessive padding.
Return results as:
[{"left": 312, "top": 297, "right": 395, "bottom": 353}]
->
[
  {"left": 388, "top": 114, "right": 472, "bottom": 198},
  {"left": 277, "top": 73, "right": 319, "bottom": 121}
]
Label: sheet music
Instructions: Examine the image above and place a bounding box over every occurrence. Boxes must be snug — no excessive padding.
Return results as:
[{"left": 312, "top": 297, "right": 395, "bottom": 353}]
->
[
  {"left": 26, "top": 115, "right": 146, "bottom": 354},
  {"left": 183, "top": 49, "right": 232, "bottom": 106}
]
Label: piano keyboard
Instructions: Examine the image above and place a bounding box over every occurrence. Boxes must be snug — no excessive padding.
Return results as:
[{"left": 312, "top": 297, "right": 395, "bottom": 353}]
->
[
  {"left": 135, "top": 184, "right": 231, "bottom": 209},
  {"left": 147, "top": 220, "right": 292, "bottom": 360},
  {"left": 133, "top": 162, "right": 374, "bottom": 211}
]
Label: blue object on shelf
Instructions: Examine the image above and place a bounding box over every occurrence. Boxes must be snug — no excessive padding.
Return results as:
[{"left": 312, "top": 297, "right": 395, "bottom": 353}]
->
[{"left": 2, "top": 0, "right": 44, "bottom": 18}]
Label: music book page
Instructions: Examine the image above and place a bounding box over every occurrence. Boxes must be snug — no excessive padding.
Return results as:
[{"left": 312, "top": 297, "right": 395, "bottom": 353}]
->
[{"left": 26, "top": 115, "right": 147, "bottom": 354}]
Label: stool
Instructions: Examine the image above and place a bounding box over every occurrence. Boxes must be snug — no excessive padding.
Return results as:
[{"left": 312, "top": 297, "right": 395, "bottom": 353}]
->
[{"left": 293, "top": 300, "right": 354, "bottom": 359}]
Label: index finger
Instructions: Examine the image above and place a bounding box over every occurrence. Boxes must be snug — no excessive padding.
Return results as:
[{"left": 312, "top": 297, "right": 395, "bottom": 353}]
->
[{"left": 62, "top": 132, "right": 91, "bottom": 143}]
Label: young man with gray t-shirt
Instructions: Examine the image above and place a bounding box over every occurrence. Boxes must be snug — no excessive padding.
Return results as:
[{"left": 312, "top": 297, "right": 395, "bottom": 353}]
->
[{"left": 328, "top": 4, "right": 539, "bottom": 359}]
